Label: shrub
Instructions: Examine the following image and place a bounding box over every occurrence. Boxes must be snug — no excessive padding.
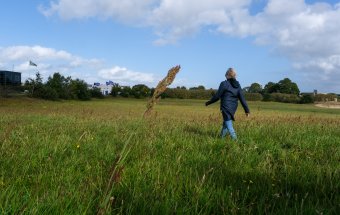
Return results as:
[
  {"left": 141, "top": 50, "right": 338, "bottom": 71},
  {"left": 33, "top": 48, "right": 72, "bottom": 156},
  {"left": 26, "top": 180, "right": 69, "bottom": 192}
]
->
[
  {"left": 300, "top": 94, "right": 314, "bottom": 104},
  {"left": 162, "top": 88, "right": 188, "bottom": 99},
  {"left": 262, "top": 93, "right": 272, "bottom": 102},
  {"left": 120, "top": 86, "right": 131, "bottom": 98},
  {"left": 110, "top": 83, "right": 121, "bottom": 97},
  {"left": 131, "top": 84, "right": 150, "bottom": 99},
  {"left": 162, "top": 88, "right": 216, "bottom": 100},
  {"left": 244, "top": 93, "right": 263, "bottom": 101},
  {"left": 270, "top": 93, "right": 300, "bottom": 103},
  {"left": 41, "top": 86, "right": 59, "bottom": 100},
  {"left": 90, "top": 88, "right": 104, "bottom": 99},
  {"left": 314, "top": 94, "right": 337, "bottom": 102},
  {"left": 188, "top": 89, "right": 215, "bottom": 100},
  {"left": 70, "top": 79, "right": 91, "bottom": 100}
]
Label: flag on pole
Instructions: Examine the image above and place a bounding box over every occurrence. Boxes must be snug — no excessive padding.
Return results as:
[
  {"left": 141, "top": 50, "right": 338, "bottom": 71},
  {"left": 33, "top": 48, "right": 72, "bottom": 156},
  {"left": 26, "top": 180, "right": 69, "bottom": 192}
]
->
[{"left": 29, "top": 60, "right": 37, "bottom": 67}]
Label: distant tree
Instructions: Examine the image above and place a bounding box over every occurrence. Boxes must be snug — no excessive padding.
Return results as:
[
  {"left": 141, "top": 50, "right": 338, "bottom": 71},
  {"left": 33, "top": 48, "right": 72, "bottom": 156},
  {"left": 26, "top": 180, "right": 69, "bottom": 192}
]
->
[
  {"left": 24, "top": 72, "right": 44, "bottom": 98},
  {"left": 110, "top": 83, "right": 121, "bottom": 97},
  {"left": 189, "top": 85, "right": 205, "bottom": 90},
  {"left": 277, "top": 78, "right": 300, "bottom": 95},
  {"left": 120, "top": 86, "right": 131, "bottom": 97},
  {"left": 263, "top": 79, "right": 300, "bottom": 95},
  {"left": 248, "top": 83, "right": 263, "bottom": 93},
  {"left": 131, "top": 84, "right": 150, "bottom": 98},
  {"left": 197, "top": 85, "right": 205, "bottom": 90},
  {"left": 243, "top": 86, "right": 250, "bottom": 93},
  {"left": 46, "top": 72, "right": 72, "bottom": 99},
  {"left": 263, "top": 81, "right": 279, "bottom": 94},
  {"left": 41, "top": 86, "right": 58, "bottom": 100},
  {"left": 300, "top": 94, "right": 314, "bottom": 104},
  {"left": 70, "top": 79, "right": 91, "bottom": 100},
  {"left": 90, "top": 87, "right": 104, "bottom": 99}
]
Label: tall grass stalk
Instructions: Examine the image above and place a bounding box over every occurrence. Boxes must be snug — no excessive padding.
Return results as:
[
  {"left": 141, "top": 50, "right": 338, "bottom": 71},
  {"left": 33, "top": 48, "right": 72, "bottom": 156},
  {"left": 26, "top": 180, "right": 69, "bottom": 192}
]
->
[{"left": 144, "top": 65, "right": 181, "bottom": 117}]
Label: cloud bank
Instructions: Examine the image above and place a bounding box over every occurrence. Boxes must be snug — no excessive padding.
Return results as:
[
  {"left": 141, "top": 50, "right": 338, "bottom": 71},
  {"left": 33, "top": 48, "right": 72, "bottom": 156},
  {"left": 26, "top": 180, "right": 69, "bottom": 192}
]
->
[
  {"left": 0, "top": 45, "right": 155, "bottom": 85},
  {"left": 40, "top": 0, "right": 340, "bottom": 92}
]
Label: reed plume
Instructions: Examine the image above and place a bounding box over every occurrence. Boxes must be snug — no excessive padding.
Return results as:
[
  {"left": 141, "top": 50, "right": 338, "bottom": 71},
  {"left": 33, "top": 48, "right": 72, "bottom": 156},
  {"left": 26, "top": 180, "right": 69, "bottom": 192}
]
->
[{"left": 143, "top": 65, "right": 181, "bottom": 117}]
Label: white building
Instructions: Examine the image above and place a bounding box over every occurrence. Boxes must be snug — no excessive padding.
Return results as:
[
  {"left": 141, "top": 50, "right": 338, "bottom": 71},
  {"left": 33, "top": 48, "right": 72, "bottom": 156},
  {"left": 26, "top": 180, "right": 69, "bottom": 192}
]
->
[
  {"left": 91, "top": 81, "right": 115, "bottom": 96},
  {"left": 98, "top": 84, "right": 113, "bottom": 95}
]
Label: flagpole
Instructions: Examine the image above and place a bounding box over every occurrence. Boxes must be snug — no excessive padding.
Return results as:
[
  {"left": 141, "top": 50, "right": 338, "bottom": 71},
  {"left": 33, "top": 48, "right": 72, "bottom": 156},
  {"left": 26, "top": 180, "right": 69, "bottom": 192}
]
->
[{"left": 29, "top": 60, "right": 38, "bottom": 79}]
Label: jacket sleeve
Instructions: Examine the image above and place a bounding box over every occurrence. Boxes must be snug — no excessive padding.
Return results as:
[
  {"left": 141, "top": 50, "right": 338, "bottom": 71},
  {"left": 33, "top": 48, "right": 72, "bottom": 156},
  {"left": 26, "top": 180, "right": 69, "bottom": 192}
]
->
[
  {"left": 206, "top": 82, "right": 225, "bottom": 106},
  {"left": 238, "top": 89, "right": 250, "bottom": 113}
]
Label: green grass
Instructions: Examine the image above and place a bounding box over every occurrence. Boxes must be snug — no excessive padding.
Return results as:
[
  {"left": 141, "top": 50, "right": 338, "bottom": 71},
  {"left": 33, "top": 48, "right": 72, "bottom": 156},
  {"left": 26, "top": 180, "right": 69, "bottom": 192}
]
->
[{"left": 1, "top": 97, "right": 339, "bottom": 214}]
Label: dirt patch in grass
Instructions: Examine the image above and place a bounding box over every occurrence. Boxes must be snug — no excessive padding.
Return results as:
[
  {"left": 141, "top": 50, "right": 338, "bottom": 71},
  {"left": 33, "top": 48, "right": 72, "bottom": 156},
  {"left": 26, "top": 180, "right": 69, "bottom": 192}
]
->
[{"left": 315, "top": 102, "right": 340, "bottom": 109}]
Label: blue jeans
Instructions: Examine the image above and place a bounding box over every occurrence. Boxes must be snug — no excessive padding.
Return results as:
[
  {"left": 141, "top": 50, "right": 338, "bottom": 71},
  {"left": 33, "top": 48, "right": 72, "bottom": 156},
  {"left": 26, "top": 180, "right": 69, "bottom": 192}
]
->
[{"left": 220, "top": 120, "right": 237, "bottom": 140}]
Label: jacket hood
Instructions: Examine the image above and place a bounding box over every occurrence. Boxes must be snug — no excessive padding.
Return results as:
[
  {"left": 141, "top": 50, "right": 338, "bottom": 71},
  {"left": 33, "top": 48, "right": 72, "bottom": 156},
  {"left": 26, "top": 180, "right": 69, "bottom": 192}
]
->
[{"left": 228, "top": 78, "right": 240, "bottom": 88}]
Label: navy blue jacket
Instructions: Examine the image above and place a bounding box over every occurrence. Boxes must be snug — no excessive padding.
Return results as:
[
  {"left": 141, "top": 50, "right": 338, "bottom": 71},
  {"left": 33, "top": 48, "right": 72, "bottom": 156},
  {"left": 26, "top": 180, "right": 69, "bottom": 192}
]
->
[{"left": 206, "top": 79, "right": 250, "bottom": 121}]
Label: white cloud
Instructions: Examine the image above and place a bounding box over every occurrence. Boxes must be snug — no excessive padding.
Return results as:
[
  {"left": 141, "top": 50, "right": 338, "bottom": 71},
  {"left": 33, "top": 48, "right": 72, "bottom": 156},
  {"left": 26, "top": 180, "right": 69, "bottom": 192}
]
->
[
  {"left": 98, "top": 66, "right": 155, "bottom": 85},
  {"left": 0, "top": 46, "right": 103, "bottom": 79},
  {"left": 39, "top": 0, "right": 158, "bottom": 24},
  {"left": 293, "top": 56, "right": 340, "bottom": 93},
  {"left": 0, "top": 45, "right": 73, "bottom": 61},
  {"left": 0, "top": 45, "right": 155, "bottom": 86},
  {"left": 40, "top": 0, "right": 251, "bottom": 44},
  {"left": 40, "top": 0, "right": 340, "bottom": 91}
]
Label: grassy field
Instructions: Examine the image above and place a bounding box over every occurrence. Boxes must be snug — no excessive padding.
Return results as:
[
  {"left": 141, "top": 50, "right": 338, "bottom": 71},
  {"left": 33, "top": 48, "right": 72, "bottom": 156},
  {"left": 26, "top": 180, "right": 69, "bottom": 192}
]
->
[{"left": 1, "top": 97, "right": 339, "bottom": 214}]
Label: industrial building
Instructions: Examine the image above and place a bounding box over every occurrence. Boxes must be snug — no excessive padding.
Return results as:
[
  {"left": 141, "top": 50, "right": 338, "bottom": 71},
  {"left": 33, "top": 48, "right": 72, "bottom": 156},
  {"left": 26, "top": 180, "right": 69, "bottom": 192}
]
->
[{"left": 0, "top": 70, "right": 21, "bottom": 86}]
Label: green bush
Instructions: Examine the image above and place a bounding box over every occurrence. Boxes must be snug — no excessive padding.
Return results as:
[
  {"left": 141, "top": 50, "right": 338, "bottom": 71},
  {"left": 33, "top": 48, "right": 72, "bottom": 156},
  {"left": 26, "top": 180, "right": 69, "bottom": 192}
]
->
[
  {"left": 162, "top": 88, "right": 188, "bottom": 99},
  {"left": 110, "top": 83, "right": 121, "bottom": 97},
  {"left": 262, "top": 93, "right": 272, "bottom": 102},
  {"left": 314, "top": 94, "right": 337, "bottom": 102},
  {"left": 162, "top": 88, "right": 215, "bottom": 100},
  {"left": 244, "top": 93, "right": 263, "bottom": 101},
  {"left": 90, "top": 88, "right": 104, "bottom": 99},
  {"left": 188, "top": 89, "right": 215, "bottom": 100},
  {"left": 41, "top": 86, "right": 59, "bottom": 100},
  {"left": 270, "top": 93, "right": 300, "bottom": 103},
  {"left": 131, "top": 84, "right": 150, "bottom": 99},
  {"left": 120, "top": 86, "right": 131, "bottom": 98},
  {"left": 70, "top": 79, "right": 91, "bottom": 100},
  {"left": 300, "top": 94, "right": 314, "bottom": 104}
]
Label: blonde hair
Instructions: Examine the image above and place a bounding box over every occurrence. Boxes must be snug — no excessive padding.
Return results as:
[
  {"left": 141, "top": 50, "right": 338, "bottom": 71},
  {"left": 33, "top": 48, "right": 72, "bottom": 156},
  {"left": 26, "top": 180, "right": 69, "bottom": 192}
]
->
[{"left": 225, "top": 68, "right": 237, "bottom": 79}]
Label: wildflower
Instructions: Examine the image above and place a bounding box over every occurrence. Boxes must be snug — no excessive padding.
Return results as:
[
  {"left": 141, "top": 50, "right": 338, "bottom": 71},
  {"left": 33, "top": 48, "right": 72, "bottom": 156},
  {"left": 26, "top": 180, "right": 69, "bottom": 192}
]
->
[{"left": 77, "top": 144, "right": 80, "bottom": 148}]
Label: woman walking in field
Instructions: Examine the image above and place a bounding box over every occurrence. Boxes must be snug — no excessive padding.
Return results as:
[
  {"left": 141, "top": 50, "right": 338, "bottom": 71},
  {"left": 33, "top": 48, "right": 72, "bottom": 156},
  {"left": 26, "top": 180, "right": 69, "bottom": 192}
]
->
[{"left": 205, "top": 68, "right": 250, "bottom": 140}]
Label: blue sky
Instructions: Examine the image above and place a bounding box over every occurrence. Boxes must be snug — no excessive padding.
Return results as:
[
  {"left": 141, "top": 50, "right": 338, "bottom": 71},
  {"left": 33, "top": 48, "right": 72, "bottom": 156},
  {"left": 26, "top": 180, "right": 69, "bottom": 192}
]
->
[{"left": 1, "top": 0, "right": 340, "bottom": 93}]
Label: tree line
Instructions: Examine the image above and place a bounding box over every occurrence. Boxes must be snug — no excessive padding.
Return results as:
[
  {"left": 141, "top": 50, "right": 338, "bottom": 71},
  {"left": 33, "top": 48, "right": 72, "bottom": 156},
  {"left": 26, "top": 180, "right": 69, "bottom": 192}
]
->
[
  {"left": 242, "top": 78, "right": 337, "bottom": 103},
  {"left": 110, "top": 78, "right": 338, "bottom": 104},
  {"left": 23, "top": 72, "right": 103, "bottom": 100},
  {"left": 15, "top": 72, "right": 338, "bottom": 103}
]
